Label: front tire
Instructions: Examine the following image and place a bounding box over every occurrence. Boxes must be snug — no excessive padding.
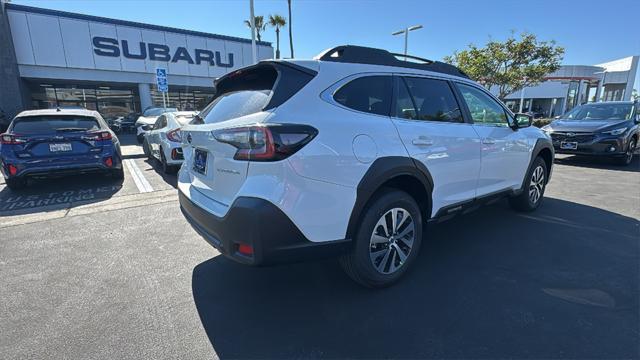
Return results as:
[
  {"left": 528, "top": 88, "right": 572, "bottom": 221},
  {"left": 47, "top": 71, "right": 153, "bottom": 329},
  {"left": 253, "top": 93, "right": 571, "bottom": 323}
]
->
[
  {"left": 340, "top": 189, "right": 423, "bottom": 288},
  {"left": 614, "top": 138, "right": 636, "bottom": 166},
  {"left": 509, "top": 156, "right": 547, "bottom": 212}
]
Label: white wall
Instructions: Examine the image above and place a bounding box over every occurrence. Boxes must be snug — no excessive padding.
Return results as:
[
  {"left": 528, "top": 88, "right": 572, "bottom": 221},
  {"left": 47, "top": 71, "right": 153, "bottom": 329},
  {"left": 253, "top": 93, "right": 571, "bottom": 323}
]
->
[{"left": 7, "top": 8, "right": 273, "bottom": 81}]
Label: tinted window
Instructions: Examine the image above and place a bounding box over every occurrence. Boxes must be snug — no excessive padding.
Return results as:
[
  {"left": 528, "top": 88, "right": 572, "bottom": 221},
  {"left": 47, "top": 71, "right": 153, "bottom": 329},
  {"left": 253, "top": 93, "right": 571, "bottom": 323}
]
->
[
  {"left": 457, "top": 83, "right": 508, "bottom": 125},
  {"left": 395, "top": 78, "right": 417, "bottom": 120},
  {"left": 11, "top": 116, "right": 100, "bottom": 134},
  {"left": 334, "top": 76, "right": 392, "bottom": 116},
  {"left": 398, "top": 77, "right": 462, "bottom": 122}
]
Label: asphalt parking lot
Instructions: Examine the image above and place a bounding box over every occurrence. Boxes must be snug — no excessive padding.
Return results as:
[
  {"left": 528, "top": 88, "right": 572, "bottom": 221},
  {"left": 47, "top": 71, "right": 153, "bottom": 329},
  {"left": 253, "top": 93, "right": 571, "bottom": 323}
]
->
[{"left": 1, "top": 138, "right": 638, "bottom": 359}]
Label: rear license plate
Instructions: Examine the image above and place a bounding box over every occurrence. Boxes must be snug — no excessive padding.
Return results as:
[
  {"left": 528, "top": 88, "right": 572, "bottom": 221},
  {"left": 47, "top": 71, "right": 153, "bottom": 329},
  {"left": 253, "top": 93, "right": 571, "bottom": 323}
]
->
[
  {"left": 560, "top": 141, "right": 578, "bottom": 150},
  {"left": 193, "top": 148, "right": 208, "bottom": 175},
  {"left": 49, "top": 143, "right": 72, "bottom": 152}
]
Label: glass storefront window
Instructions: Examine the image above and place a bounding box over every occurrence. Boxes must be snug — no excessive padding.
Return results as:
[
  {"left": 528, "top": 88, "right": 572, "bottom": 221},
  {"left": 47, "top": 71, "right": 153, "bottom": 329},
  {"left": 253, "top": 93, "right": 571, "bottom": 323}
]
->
[
  {"left": 28, "top": 83, "right": 139, "bottom": 121},
  {"left": 150, "top": 86, "right": 214, "bottom": 111}
]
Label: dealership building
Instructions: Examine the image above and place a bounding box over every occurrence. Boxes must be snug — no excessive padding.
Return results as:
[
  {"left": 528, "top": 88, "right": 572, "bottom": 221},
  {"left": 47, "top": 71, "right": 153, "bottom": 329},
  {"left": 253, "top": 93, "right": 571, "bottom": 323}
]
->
[
  {"left": 501, "top": 56, "right": 639, "bottom": 117},
  {"left": 0, "top": 2, "right": 273, "bottom": 123}
]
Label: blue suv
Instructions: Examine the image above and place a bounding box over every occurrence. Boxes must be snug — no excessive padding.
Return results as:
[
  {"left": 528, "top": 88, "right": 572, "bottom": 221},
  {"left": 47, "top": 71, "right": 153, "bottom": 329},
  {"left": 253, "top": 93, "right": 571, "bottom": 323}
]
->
[{"left": 0, "top": 109, "right": 123, "bottom": 190}]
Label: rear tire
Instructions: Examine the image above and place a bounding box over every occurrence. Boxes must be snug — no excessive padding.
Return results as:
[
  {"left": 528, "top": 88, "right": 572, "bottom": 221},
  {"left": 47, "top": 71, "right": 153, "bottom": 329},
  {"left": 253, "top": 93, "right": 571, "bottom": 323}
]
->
[
  {"left": 509, "top": 156, "right": 547, "bottom": 212},
  {"left": 160, "top": 149, "right": 177, "bottom": 174},
  {"left": 143, "top": 138, "right": 152, "bottom": 159},
  {"left": 340, "top": 188, "right": 423, "bottom": 288},
  {"left": 5, "top": 177, "right": 26, "bottom": 191}
]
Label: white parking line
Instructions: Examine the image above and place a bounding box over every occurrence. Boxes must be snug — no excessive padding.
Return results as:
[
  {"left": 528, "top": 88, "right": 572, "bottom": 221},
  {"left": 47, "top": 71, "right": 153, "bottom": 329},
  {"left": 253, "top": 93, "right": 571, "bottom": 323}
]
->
[{"left": 123, "top": 159, "right": 154, "bottom": 193}]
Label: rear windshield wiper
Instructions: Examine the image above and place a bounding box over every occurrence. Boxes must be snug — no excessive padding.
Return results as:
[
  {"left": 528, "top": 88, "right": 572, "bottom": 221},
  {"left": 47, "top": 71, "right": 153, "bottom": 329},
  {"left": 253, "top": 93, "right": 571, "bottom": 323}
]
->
[{"left": 55, "top": 127, "right": 89, "bottom": 132}]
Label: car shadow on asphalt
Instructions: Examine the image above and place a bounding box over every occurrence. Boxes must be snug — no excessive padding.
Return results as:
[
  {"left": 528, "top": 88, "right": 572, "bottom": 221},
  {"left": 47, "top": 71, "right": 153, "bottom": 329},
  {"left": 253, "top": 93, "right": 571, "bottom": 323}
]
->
[
  {"left": 191, "top": 198, "right": 639, "bottom": 359},
  {"left": 0, "top": 174, "right": 123, "bottom": 216},
  {"left": 555, "top": 154, "right": 640, "bottom": 173},
  {"left": 142, "top": 158, "right": 178, "bottom": 188}
]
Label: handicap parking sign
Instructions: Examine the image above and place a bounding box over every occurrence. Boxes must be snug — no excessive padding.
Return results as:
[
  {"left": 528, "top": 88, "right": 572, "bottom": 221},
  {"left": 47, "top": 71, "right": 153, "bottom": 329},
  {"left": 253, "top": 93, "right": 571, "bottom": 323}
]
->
[{"left": 156, "top": 68, "right": 168, "bottom": 92}]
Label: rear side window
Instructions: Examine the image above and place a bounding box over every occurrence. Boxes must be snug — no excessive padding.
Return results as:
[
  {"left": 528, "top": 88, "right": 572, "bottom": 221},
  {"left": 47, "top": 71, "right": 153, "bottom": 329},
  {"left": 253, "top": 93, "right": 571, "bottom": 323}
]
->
[
  {"left": 11, "top": 116, "right": 100, "bottom": 134},
  {"left": 397, "top": 77, "right": 462, "bottom": 122},
  {"left": 334, "top": 76, "right": 392, "bottom": 116}
]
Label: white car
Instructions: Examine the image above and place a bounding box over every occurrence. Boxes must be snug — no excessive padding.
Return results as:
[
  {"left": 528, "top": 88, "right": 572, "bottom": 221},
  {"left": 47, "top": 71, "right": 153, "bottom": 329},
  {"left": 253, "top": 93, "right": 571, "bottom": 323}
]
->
[
  {"left": 142, "top": 111, "right": 197, "bottom": 173},
  {"left": 178, "top": 45, "right": 554, "bottom": 287},
  {"left": 135, "top": 107, "right": 177, "bottom": 143}
]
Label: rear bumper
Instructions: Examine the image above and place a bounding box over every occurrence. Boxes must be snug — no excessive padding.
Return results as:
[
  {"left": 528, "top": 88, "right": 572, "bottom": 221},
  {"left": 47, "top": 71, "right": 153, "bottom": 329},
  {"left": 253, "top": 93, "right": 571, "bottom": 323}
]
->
[
  {"left": 1, "top": 155, "right": 122, "bottom": 179},
  {"left": 179, "top": 190, "right": 351, "bottom": 266}
]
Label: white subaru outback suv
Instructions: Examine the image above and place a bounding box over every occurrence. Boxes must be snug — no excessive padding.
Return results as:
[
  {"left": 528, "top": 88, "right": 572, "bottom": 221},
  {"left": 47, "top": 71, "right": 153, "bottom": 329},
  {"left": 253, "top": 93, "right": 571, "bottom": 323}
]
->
[{"left": 178, "top": 46, "right": 553, "bottom": 287}]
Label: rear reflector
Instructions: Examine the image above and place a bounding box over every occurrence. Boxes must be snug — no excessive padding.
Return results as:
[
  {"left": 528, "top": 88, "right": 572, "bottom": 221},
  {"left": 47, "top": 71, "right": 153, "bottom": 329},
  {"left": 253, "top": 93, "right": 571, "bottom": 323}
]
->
[
  {"left": 8, "top": 164, "right": 18, "bottom": 176},
  {"left": 104, "top": 157, "right": 113, "bottom": 167},
  {"left": 237, "top": 244, "right": 254, "bottom": 256}
]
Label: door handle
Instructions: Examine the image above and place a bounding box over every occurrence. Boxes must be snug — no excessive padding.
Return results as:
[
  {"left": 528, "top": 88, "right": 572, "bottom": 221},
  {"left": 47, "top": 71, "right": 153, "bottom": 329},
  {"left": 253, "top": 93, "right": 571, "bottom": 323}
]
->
[
  {"left": 412, "top": 137, "right": 434, "bottom": 146},
  {"left": 482, "top": 137, "right": 496, "bottom": 145}
]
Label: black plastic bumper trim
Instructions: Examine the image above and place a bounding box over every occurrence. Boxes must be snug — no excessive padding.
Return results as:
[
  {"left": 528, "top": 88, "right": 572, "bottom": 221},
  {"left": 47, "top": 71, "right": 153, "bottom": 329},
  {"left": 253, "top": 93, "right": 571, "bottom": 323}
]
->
[{"left": 179, "top": 191, "right": 351, "bottom": 266}]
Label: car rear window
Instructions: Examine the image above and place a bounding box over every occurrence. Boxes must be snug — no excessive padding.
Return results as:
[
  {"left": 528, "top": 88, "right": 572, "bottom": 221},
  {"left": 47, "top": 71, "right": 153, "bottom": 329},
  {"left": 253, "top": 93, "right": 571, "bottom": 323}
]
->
[
  {"left": 197, "top": 63, "right": 316, "bottom": 124},
  {"left": 175, "top": 114, "right": 196, "bottom": 125},
  {"left": 11, "top": 116, "right": 100, "bottom": 134}
]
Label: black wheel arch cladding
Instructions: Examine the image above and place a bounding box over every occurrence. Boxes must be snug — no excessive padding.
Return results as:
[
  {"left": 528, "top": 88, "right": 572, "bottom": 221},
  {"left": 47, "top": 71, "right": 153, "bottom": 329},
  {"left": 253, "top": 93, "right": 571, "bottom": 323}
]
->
[
  {"left": 520, "top": 138, "right": 554, "bottom": 192},
  {"left": 345, "top": 157, "right": 433, "bottom": 240}
]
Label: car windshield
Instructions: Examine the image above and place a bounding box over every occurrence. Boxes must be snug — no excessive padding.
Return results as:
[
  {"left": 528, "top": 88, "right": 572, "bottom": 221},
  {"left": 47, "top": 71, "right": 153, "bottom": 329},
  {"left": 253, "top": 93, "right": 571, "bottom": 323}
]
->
[
  {"left": 563, "top": 103, "right": 635, "bottom": 121},
  {"left": 143, "top": 108, "right": 177, "bottom": 117},
  {"left": 11, "top": 116, "right": 100, "bottom": 134}
]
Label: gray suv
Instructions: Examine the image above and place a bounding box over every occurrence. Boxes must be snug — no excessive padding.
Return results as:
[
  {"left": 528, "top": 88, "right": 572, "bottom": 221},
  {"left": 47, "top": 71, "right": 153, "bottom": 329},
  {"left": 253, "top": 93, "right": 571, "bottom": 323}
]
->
[{"left": 542, "top": 101, "right": 639, "bottom": 165}]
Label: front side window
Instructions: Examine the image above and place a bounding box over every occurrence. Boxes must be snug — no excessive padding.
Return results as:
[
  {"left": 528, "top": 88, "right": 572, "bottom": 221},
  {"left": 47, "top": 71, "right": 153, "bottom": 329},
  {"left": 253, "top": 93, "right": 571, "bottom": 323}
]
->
[
  {"left": 397, "top": 77, "right": 463, "bottom": 122},
  {"left": 334, "top": 76, "right": 392, "bottom": 116},
  {"left": 457, "top": 83, "right": 508, "bottom": 126}
]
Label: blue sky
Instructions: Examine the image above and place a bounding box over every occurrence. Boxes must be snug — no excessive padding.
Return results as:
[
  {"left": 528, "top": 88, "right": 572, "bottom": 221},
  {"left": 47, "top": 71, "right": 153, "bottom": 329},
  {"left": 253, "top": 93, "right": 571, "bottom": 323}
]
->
[{"left": 13, "top": 0, "right": 640, "bottom": 88}]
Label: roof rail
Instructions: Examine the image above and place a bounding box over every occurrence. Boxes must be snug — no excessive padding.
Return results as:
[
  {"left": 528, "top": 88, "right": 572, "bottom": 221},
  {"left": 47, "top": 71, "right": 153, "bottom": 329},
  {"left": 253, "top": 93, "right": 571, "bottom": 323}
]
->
[{"left": 316, "top": 45, "right": 469, "bottom": 79}]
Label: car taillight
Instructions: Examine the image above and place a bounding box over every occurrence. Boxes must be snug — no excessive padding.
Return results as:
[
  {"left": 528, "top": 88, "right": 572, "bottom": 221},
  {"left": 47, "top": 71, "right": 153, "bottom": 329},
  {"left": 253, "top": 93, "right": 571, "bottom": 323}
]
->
[
  {"left": 87, "top": 131, "right": 112, "bottom": 141},
  {"left": 0, "top": 134, "right": 26, "bottom": 145},
  {"left": 166, "top": 128, "right": 182, "bottom": 142},
  {"left": 212, "top": 124, "right": 318, "bottom": 161}
]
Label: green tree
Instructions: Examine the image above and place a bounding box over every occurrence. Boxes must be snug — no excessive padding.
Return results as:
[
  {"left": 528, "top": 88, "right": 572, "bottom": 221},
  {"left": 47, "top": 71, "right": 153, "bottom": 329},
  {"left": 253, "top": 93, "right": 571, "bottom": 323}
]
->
[
  {"left": 244, "top": 15, "right": 266, "bottom": 42},
  {"left": 444, "top": 32, "right": 565, "bottom": 100},
  {"left": 287, "top": 0, "right": 294, "bottom": 58},
  {"left": 268, "top": 14, "right": 286, "bottom": 59}
]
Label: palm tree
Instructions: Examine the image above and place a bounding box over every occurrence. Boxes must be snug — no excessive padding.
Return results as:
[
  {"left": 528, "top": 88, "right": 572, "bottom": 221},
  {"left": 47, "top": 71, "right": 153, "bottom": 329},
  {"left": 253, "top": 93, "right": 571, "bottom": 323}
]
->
[
  {"left": 244, "top": 15, "right": 266, "bottom": 42},
  {"left": 268, "top": 14, "right": 286, "bottom": 59},
  {"left": 287, "top": 0, "right": 294, "bottom": 58}
]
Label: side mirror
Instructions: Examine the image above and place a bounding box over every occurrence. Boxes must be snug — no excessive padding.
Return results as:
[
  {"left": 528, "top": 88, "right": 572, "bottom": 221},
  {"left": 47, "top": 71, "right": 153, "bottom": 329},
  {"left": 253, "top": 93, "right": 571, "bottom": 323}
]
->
[
  {"left": 512, "top": 113, "right": 532, "bottom": 129},
  {"left": 635, "top": 114, "right": 640, "bottom": 124}
]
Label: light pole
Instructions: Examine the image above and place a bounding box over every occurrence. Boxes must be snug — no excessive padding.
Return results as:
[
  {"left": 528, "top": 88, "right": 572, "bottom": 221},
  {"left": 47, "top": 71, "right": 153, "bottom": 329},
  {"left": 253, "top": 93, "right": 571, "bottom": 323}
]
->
[
  {"left": 392, "top": 25, "right": 423, "bottom": 60},
  {"left": 249, "top": 0, "right": 257, "bottom": 64},
  {"left": 518, "top": 76, "right": 528, "bottom": 113}
]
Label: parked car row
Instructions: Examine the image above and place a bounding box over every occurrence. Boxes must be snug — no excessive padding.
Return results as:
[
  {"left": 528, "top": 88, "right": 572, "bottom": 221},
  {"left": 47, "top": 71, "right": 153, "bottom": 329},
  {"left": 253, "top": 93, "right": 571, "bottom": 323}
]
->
[{"left": 0, "top": 45, "right": 637, "bottom": 288}]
